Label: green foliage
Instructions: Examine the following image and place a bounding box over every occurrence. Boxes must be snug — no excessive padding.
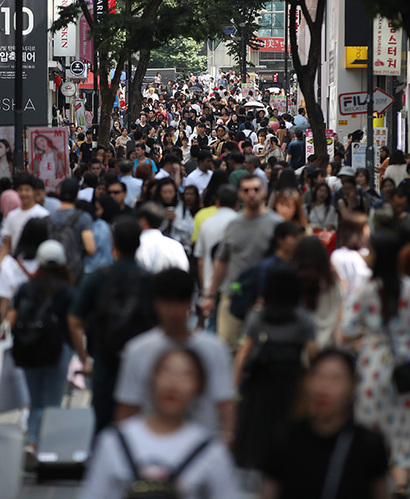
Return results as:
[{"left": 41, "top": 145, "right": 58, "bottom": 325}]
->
[
  {"left": 224, "top": 0, "right": 267, "bottom": 65},
  {"left": 149, "top": 38, "right": 207, "bottom": 71}
]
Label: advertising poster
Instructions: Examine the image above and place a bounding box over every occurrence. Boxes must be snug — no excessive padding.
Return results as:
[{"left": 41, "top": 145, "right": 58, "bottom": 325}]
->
[
  {"left": 0, "top": 127, "right": 14, "bottom": 178},
  {"left": 305, "top": 130, "right": 335, "bottom": 158},
  {"left": 28, "top": 128, "right": 68, "bottom": 191},
  {"left": 373, "top": 15, "right": 402, "bottom": 76},
  {"left": 0, "top": 0, "right": 48, "bottom": 126},
  {"left": 374, "top": 127, "right": 388, "bottom": 166},
  {"left": 351, "top": 143, "right": 367, "bottom": 170},
  {"left": 75, "top": 99, "right": 86, "bottom": 129},
  {"left": 241, "top": 83, "right": 254, "bottom": 99}
]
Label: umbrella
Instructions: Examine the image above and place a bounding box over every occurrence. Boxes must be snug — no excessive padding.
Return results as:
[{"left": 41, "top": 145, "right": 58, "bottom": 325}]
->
[
  {"left": 267, "top": 87, "right": 281, "bottom": 94},
  {"left": 189, "top": 84, "right": 204, "bottom": 93},
  {"left": 244, "top": 101, "right": 266, "bottom": 109}
]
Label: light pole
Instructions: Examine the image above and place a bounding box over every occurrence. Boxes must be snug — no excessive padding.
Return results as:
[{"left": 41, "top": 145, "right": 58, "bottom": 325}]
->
[
  {"left": 14, "top": 0, "right": 24, "bottom": 173},
  {"left": 366, "top": 20, "right": 374, "bottom": 187},
  {"left": 284, "top": 0, "right": 288, "bottom": 113},
  {"left": 239, "top": 22, "right": 247, "bottom": 84}
]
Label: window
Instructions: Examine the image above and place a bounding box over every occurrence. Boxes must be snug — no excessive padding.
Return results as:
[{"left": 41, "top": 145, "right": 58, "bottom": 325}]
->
[{"left": 259, "top": 3, "right": 285, "bottom": 38}]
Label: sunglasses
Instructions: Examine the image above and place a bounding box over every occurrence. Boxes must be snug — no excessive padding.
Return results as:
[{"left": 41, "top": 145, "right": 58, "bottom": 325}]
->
[
  {"left": 108, "top": 190, "right": 122, "bottom": 195},
  {"left": 242, "top": 186, "right": 260, "bottom": 193}
]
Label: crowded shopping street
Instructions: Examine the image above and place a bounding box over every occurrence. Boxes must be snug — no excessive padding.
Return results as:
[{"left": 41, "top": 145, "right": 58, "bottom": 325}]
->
[{"left": 1, "top": 0, "right": 410, "bottom": 498}]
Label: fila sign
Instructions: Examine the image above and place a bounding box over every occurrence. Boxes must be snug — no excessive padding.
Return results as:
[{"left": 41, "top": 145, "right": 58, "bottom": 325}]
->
[{"left": 339, "top": 88, "right": 394, "bottom": 116}]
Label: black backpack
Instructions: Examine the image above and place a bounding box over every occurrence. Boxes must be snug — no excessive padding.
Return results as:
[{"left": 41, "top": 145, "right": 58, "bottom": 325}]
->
[
  {"left": 49, "top": 210, "right": 83, "bottom": 283},
  {"left": 93, "top": 266, "right": 157, "bottom": 369},
  {"left": 116, "top": 427, "right": 211, "bottom": 499},
  {"left": 12, "top": 281, "right": 65, "bottom": 368}
]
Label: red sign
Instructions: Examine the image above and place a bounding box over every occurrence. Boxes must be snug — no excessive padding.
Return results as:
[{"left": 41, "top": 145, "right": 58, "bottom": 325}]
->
[
  {"left": 108, "top": 0, "right": 116, "bottom": 13},
  {"left": 251, "top": 37, "right": 284, "bottom": 52}
]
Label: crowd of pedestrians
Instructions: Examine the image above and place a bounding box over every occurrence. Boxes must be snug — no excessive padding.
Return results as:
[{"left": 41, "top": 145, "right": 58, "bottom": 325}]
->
[{"left": 1, "top": 69, "right": 410, "bottom": 498}]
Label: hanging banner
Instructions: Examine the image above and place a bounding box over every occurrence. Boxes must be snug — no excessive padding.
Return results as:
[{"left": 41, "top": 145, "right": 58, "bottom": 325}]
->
[
  {"left": 75, "top": 99, "right": 86, "bottom": 128},
  {"left": 0, "top": 127, "right": 15, "bottom": 178},
  {"left": 306, "top": 130, "right": 335, "bottom": 158},
  {"left": 54, "top": 0, "right": 76, "bottom": 57},
  {"left": 79, "top": 12, "right": 93, "bottom": 64},
  {"left": 0, "top": 0, "right": 48, "bottom": 126},
  {"left": 28, "top": 127, "right": 69, "bottom": 191},
  {"left": 373, "top": 16, "right": 402, "bottom": 76}
]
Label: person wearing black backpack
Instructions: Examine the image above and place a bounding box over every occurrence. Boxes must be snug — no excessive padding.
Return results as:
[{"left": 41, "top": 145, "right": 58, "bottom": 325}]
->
[
  {"left": 78, "top": 348, "right": 239, "bottom": 499},
  {"left": 10, "top": 240, "right": 75, "bottom": 466},
  {"left": 49, "top": 178, "right": 96, "bottom": 283},
  {"left": 68, "top": 217, "right": 157, "bottom": 433}
]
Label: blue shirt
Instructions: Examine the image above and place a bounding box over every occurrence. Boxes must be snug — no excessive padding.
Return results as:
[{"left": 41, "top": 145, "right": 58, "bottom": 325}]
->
[{"left": 133, "top": 157, "right": 158, "bottom": 174}]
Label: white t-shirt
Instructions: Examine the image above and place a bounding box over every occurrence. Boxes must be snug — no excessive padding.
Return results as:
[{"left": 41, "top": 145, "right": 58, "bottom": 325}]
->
[
  {"left": 2, "top": 204, "right": 49, "bottom": 253},
  {"left": 135, "top": 229, "right": 189, "bottom": 273},
  {"left": 78, "top": 418, "right": 239, "bottom": 499},
  {"left": 115, "top": 328, "right": 234, "bottom": 432},
  {"left": 194, "top": 208, "right": 238, "bottom": 296},
  {"left": 0, "top": 256, "right": 39, "bottom": 300},
  {"left": 330, "top": 246, "right": 372, "bottom": 295}
]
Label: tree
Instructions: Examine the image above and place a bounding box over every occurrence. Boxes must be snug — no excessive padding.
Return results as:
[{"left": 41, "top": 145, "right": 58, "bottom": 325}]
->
[
  {"left": 361, "top": 0, "right": 410, "bottom": 38},
  {"left": 289, "top": 0, "right": 327, "bottom": 158},
  {"left": 224, "top": 0, "right": 266, "bottom": 74},
  {"left": 149, "top": 38, "right": 207, "bottom": 72}
]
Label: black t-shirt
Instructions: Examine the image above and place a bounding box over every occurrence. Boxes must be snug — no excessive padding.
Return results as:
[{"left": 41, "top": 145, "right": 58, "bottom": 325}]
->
[
  {"left": 261, "top": 420, "right": 388, "bottom": 499},
  {"left": 80, "top": 141, "right": 93, "bottom": 163}
]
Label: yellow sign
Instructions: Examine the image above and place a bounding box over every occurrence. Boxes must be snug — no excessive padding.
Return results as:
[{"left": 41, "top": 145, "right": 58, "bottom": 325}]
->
[
  {"left": 339, "top": 120, "right": 348, "bottom": 126},
  {"left": 345, "top": 46, "right": 368, "bottom": 68}
]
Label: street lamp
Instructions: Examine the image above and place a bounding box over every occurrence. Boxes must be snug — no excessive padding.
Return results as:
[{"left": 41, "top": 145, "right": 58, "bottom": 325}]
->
[
  {"left": 14, "top": 0, "right": 24, "bottom": 173},
  {"left": 238, "top": 22, "right": 247, "bottom": 84}
]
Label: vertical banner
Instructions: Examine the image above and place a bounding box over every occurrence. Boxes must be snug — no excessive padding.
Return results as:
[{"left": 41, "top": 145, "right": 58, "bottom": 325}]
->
[
  {"left": 305, "top": 130, "right": 335, "bottom": 158},
  {"left": 241, "top": 83, "right": 254, "bottom": 99},
  {"left": 0, "top": 127, "right": 15, "bottom": 178},
  {"left": 75, "top": 99, "right": 86, "bottom": 128},
  {"left": 79, "top": 12, "right": 93, "bottom": 64},
  {"left": 28, "top": 127, "right": 69, "bottom": 191},
  {"left": 373, "top": 16, "right": 402, "bottom": 76},
  {"left": 0, "top": 0, "right": 48, "bottom": 126},
  {"left": 54, "top": 0, "right": 76, "bottom": 57}
]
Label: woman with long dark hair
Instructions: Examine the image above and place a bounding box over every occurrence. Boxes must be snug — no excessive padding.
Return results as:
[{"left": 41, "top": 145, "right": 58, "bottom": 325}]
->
[
  {"left": 293, "top": 236, "right": 343, "bottom": 354},
  {"left": 234, "top": 264, "right": 315, "bottom": 470},
  {"left": 306, "top": 182, "right": 338, "bottom": 231},
  {"left": 342, "top": 233, "right": 410, "bottom": 496},
  {"left": 0, "top": 138, "right": 13, "bottom": 179}
]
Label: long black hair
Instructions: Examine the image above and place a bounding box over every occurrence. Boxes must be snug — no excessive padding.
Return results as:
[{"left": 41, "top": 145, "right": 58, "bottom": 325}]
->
[{"left": 14, "top": 218, "right": 49, "bottom": 260}]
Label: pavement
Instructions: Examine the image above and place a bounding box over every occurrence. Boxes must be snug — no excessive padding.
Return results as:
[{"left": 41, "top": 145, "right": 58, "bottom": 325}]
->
[{"left": 0, "top": 388, "right": 259, "bottom": 498}]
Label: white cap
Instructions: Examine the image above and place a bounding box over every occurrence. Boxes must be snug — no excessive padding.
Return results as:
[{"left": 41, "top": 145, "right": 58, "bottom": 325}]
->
[
  {"left": 36, "top": 240, "right": 67, "bottom": 267},
  {"left": 338, "top": 166, "right": 355, "bottom": 177}
]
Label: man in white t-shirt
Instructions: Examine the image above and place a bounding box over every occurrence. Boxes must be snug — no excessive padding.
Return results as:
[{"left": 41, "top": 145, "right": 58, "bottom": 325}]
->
[
  {"left": 114, "top": 268, "right": 234, "bottom": 444},
  {"left": 185, "top": 150, "right": 213, "bottom": 195},
  {"left": 135, "top": 202, "right": 189, "bottom": 273},
  {"left": 0, "top": 174, "right": 49, "bottom": 262}
]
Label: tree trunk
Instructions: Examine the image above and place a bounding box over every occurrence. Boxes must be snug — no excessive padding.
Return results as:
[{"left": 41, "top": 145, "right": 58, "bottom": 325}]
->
[
  {"left": 299, "top": 72, "right": 328, "bottom": 159},
  {"left": 98, "top": 86, "right": 117, "bottom": 147},
  {"left": 130, "top": 50, "right": 151, "bottom": 123}
]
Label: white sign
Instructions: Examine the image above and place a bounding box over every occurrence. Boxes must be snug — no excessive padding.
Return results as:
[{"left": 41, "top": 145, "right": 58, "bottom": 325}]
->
[
  {"left": 351, "top": 143, "right": 378, "bottom": 171},
  {"left": 54, "top": 0, "right": 76, "bottom": 57},
  {"left": 373, "top": 15, "right": 402, "bottom": 76},
  {"left": 339, "top": 88, "right": 394, "bottom": 116},
  {"left": 374, "top": 127, "right": 388, "bottom": 166},
  {"left": 60, "top": 82, "right": 76, "bottom": 97},
  {"left": 70, "top": 60, "right": 87, "bottom": 79},
  {"left": 305, "top": 129, "right": 335, "bottom": 159}
]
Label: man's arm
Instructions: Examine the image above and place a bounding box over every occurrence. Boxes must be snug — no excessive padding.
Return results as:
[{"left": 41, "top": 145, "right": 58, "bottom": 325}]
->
[
  {"left": 67, "top": 314, "right": 92, "bottom": 372},
  {"left": 114, "top": 403, "right": 140, "bottom": 422},
  {"left": 197, "top": 257, "right": 204, "bottom": 292},
  {"left": 217, "top": 400, "right": 235, "bottom": 447},
  {"left": 201, "top": 259, "right": 228, "bottom": 317},
  {"left": 0, "top": 236, "right": 11, "bottom": 264},
  {"left": 81, "top": 229, "right": 97, "bottom": 255}
]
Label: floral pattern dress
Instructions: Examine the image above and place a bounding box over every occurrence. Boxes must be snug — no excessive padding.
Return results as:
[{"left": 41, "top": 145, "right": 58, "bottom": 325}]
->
[{"left": 342, "top": 276, "right": 410, "bottom": 468}]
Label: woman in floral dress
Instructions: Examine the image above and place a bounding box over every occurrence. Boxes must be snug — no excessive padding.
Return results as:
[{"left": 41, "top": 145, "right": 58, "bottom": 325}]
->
[{"left": 342, "top": 233, "right": 410, "bottom": 496}]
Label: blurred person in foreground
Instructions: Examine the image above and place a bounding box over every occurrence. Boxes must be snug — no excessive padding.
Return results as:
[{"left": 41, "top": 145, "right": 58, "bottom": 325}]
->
[{"left": 261, "top": 349, "right": 389, "bottom": 499}]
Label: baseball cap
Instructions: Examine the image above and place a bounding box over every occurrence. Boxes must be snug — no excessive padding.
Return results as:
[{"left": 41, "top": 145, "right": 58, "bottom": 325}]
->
[
  {"left": 36, "top": 240, "right": 67, "bottom": 267},
  {"left": 275, "top": 222, "right": 305, "bottom": 240},
  {"left": 306, "top": 166, "right": 320, "bottom": 177},
  {"left": 337, "top": 166, "right": 355, "bottom": 177}
]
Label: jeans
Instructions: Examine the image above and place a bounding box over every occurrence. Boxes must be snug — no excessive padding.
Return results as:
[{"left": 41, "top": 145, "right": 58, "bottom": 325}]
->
[
  {"left": 91, "top": 356, "right": 118, "bottom": 434},
  {"left": 23, "top": 343, "right": 72, "bottom": 446}
]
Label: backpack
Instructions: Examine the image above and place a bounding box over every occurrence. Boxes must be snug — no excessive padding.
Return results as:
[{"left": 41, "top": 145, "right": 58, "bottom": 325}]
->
[
  {"left": 116, "top": 427, "right": 211, "bottom": 499},
  {"left": 49, "top": 210, "right": 83, "bottom": 283},
  {"left": 12, "top": 281, "right": 64, "bottom": 368},
  {"left": 93, "top": 266, "right": 157, "bottom": 369}
]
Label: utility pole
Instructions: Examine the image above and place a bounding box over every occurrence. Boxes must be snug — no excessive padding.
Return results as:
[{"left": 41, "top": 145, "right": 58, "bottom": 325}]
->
[
  {"left": 92, "top": 0, "right": 99, "bottom": 147},
  {"left": 284, "top": 0, "right": 289, "bottom": 113},
  {"left": 14, "top": 0, "right": 24, "bottom": 173},
  {"left": 239, "top": 22, "right": 247, "bottom": 84},
  {"left": 366, "top": 20, "right": 374, "bottom": 187}
]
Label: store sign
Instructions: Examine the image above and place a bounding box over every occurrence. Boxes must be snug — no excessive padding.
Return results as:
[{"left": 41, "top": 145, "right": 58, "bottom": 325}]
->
[
  {"left": 54, "top": 0, "right": 76, "bottom": 57},
  {"left": 0, "top": 0, "right": 48, "bottom": 126},
  {"left": 345, "top": 46, "right": 368, "bottom": 68},
  {"left": 339, "top": 88, "right": 394, "bottom": 115},
  {"left": 251, "top": 37, "right": 284, "bottom": 52},
  {"left": 373, "top": 15, "right": 402, "bottom": 76}
]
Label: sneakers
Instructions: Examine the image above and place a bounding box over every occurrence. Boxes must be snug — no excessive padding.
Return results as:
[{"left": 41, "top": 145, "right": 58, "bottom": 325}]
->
[{"left": 23, "top": 444, "right": 38, "bottom": 472}]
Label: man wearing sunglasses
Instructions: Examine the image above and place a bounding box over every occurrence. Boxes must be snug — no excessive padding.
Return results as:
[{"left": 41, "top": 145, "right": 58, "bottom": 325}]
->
[
  {"left": 201, "top": 174, "right": 282, "bottom": 351},
  {"left": 107, "top": 182, "right": 133, "bottom": 215}
]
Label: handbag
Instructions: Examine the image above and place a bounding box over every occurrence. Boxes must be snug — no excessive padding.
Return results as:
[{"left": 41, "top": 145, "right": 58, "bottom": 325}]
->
[
  {"left": 392, "top": 362, "right": 410, "bottom": 394},
  {"left": 313, "top": 229, "right": 337, "bottom": 255},
  {"left": 0, "top": 321, "right": 30, "bottom": 413}
]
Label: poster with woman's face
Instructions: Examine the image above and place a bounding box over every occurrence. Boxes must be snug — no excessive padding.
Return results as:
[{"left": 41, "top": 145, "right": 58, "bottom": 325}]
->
[
  {"left": 28, "top": 127, "right": 69, "bottom": 191},
  {"left": 0, "top": 127, "right": 15, "bottom": 179}
]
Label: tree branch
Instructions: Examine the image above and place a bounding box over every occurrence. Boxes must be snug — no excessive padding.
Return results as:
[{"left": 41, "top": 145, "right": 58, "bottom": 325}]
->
[
  {"left": 78, "top": 0, "right": 94, "bottom": 29},
  {"left": 289, "top": 2, "right": 303, "bottom": 76},
  {"left": 296, "top": 0, "right": 314, "bottom": 33}
]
